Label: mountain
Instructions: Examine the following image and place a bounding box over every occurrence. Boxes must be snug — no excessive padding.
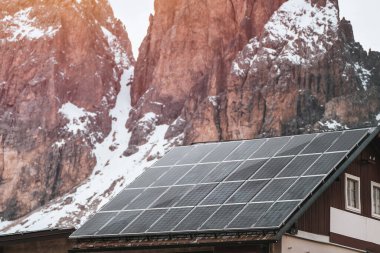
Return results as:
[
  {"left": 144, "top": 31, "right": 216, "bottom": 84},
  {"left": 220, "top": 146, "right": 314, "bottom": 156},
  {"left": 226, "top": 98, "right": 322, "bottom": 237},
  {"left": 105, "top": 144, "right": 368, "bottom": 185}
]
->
[
  {"left": 0, "top": 0, "right": 134, "bottom": 226},
  {"left": 1, "top": 0, "right": 380, "bottom": 233}
]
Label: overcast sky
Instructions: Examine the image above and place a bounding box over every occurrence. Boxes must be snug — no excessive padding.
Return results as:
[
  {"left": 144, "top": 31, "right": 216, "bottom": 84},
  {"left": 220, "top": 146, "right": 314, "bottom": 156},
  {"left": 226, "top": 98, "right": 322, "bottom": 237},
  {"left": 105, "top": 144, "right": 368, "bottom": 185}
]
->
[{"left": 109, "top": 0, "right": 380, "bottom": 57}]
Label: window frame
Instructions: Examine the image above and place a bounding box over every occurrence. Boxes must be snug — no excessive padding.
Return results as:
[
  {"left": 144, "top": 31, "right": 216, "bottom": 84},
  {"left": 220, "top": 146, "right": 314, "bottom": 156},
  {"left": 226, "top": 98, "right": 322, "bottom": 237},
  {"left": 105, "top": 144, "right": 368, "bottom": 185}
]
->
[
  {"left": 371, "top": 181, "right": 380, "bottom": 219},
  {"left": 345, "top": 173, "right": 361, "bottom": 214}
]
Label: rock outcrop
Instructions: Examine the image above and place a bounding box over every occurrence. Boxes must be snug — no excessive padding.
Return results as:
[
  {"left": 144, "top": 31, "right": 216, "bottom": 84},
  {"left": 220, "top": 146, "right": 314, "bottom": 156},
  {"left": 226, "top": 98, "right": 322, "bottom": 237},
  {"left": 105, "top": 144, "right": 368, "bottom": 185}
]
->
[
  {"left": 0, "top": 0, "right": 134, "bottom": 220},
  {"left": 130, "top": 0, "right": 380, "bottom": 148}
]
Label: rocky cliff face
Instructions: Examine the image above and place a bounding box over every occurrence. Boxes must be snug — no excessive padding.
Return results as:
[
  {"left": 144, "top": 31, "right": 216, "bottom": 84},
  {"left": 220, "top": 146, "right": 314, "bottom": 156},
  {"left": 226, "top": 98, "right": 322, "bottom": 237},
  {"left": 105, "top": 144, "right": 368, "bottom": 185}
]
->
[
  {"left": 130, "top": 0, "right": 380, "bottom": 148},
  {"left": 0, "top": 0, "right": 133, "bottom": 220}
]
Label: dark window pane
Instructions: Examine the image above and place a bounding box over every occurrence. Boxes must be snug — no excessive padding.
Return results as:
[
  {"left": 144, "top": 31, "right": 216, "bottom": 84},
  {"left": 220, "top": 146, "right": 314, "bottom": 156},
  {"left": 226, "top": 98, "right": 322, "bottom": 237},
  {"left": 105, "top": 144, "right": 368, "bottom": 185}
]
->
[
  {"left": 251, "top": 157, "right": 293, "bottom": 179},
  {"left": 148, "top": 208, "right": 193, "bottom": 233},
  {"left": 253, "top": 178, "right": 296, "bottom": 202},
  {"left": 122, "top": 209, "right": 167, "bottom": 234},
  {"left": 301, "top": 132, "right": 342, "bottom": 154},
  {"left": 201, "top": 205, "right": 245, "bottom": 230},
  {"left": 225, "top": 159, "right": 267, "bottom": 181},
  {"left": 227, "top": 203, "right": 272, "bottom": 229},
  {"left": 71, "top": 212, "right": 116, "bottom": 236},
  {"left": 202, "top": 142, "right": 241, "bottom": 162},
  {"left": 250, "top": 137, "right": 291, "bottom": 158},
  {"left": 152, "top": 165, "right": 193, "bottom": 186},
  {"left": 101, "top": 189, "right": 143, "bottom": 211},
  {"left": 255, "top": 201, "right": 300, "bottom": 228},
  {"left": 201, "top": 161, "right": 242, "bottom": 183},
  {"left": 276, "top": 134, "right": 317, "bottom": 156},
  {"left": 127, "top": 167, "right": 171, "bottom": 188},
  {"left": 227, "top": 180, "right": 269, "bottom": 204},
  {"left": 151, "top": 186, "right": 192, "bottom": 208},
  {"left": 125, "top": 187, "right": 167, "bottom": 209},
  {"left": 226, "top": 139, "right": 266, "bottom": 160},
  {"left": 304, "top": 152, "right": 346, "bottom": 176},
  {"left": 174, "top": 206, "right": 218, "bottom": 231},
  {"left": 278, "top": 154, "right": 320, "bottom": 177},
  {"left": 176, "top": 184, "right": 218, "bottom": 207},
  {"left": 177, "top": 163, "right": 218, "bottom": 185},
  {"left": 97, "top": 211, "right": 141, "bottom": 235},
  {"left": 281, "top": 176, "right": 324, "bottom": 200},
  {"left": 154, "top": 146, "right": 194, "bottom": 166},
  {"left": 201, "top": 182, "right": 242, "bottom": 205},
  {"left": 177, "top": 144, "right": 218, "bottom": 165},
  {"left": 328, "top": 129, "right": 368, "bottom": 152}
]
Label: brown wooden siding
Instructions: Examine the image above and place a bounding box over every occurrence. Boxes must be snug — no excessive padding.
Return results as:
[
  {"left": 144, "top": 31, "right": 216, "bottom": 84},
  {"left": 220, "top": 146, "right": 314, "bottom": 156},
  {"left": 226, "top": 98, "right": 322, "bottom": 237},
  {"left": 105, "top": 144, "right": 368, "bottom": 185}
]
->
[{"left": 298, "top": 139, "right": 380, "bottom": 236}]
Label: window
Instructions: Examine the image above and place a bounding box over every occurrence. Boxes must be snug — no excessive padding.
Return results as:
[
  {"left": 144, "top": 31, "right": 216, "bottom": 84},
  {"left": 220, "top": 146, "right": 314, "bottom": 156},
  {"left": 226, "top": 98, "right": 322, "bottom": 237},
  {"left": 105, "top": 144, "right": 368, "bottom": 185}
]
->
[
  {"left": 345, "top": 174, "right": 361, "bottom": 213},
  {"left": 371, "top": 181, "right": 380, "bottom": 219}
]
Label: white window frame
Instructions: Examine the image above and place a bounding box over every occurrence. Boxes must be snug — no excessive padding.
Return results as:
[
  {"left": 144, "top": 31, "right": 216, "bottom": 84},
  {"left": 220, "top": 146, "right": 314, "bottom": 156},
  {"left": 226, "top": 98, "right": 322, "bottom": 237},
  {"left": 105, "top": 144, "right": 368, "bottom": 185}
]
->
[
  {"left": 371, "top": 181, "right": 380, "bottom": 219},
  {"left": 345, "top": 173, "right": 361, "bottom": 213}
]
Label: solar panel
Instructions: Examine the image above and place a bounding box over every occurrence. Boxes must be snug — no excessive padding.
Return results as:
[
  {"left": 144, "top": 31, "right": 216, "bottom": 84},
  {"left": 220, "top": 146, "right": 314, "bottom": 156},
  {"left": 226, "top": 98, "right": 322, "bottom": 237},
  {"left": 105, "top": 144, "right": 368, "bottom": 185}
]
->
[
  {"left": 225, "top": 159, "right": 267, "bottom": 181},
  {"left": 122, "top": 209, "right": 167, "bottom": 234},
  {"left": 227, "top": 180, "right": 269, "bottom": 204},
  {"left": 101, "top": 189, "right": 143, "bottom": 211},
  {"left": 201, "top": 142, "right": 241, "bottom": 162},
  {"left": 148, "top": 208, "right": 193, "bottom": 233},
  {"left": 201, "top": 204, "right": 245, "bottom": 230},
  {"left": 255, "top": 201, "right": 300, "bottom": 228},
  {"left": 225, "top": 139, "right": 266, "bottom": 160},
  {"left": 97, "top": 211, "right": 142, "bottom": 235},
  {"left": 176, "top": 163, "right": 218, "bottom": 185},
  {"left": 253, "top": 178, "right": 296, "bottom": 202},
  {"left": 72, "top": 128, "right": 374, "bottom": 238},
  {"left": 201, "top": 161, "right": 242, "bottom": 183},
  {"left": 174, "top": 206, "right": 219, "bottom": 231}
]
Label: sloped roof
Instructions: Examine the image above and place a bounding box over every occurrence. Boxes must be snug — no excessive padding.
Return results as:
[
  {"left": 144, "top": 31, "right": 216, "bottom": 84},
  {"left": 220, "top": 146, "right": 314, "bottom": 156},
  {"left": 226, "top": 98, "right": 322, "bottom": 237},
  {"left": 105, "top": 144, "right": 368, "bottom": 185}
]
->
[{"left": 71, "top": 127, "right": 379, "bottom": 241}]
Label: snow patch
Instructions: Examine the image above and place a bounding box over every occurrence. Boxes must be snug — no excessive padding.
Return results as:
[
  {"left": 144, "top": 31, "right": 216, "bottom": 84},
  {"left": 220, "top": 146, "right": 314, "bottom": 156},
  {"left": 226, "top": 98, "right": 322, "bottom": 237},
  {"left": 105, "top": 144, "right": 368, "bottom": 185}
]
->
[
  {"left": 0, "top": 8, "right": 60, "bottom": 42},
  {"left": 319, "top": 120, "right": 348, "bottom": 130},
  {"left": 101, "top": 26, "right": 130, "bottom": 68},
  {"left": 353, "top": 63, "right": 372, "bottom": 91},
  {"left": 58, "top": 102, "right": 96, "bottom": 135}
]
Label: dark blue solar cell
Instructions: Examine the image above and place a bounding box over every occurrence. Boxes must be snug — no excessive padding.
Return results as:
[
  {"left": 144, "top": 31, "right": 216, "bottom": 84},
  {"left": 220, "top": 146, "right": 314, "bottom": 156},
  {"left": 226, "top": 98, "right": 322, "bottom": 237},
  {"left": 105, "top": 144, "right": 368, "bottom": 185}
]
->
[
  {"left": 174, "top": 206, "right": 219, "bottom": 231},
  {"left": 154, "top": 146, "right": 194, "bottom": 166},
  {"left": 200, "top": 182, "right": 242, "bottom": 205},
  {"left": 201, "top": 161, "right": 243, "bottom": 183},
  {"left": 175, "top": 184, "right": 218, "bottom": 207},
  {"left": 227, "top": 180, "right": 269, "bottom": 204},
  {"left": 252, "top": 178, "right": 296, "bottom": 202},
  {"left": 227, "top": 202, "right": 272, "bottom": 229},
  {"left": 152, "top": 165, "right": 193, "bottom": 186},
  {"left": 125, "top": 187, "right": 167, "bottom": 210},
  {"left": 251, "top": 157, "right": 293, "bottom": 179},
  {"left": 177, "top": 143, "right": 218, "bottom": 165},
  {"left": 226, "top": 139, "right": 266, "bottom": 160},
  {"left": 277, "top": 154, "right": 320, "bottom": 177},
  {"left": 301, "top": 132, "right": 342, "bottom": 154},
  {"left": 121, "top": 209, "right": 167, "bottom": 234},
  {"left": 101, "top": 189, "right": 143, "bottom": 211},
  {"left": 254, "top": 201, "right": 300, "bottom": 228},
  {"left": 327, "top": 129, "right": 369, "bottom": 152},
  {"left": 304, "top": 152, "right": 347, "bottom": 176},
  {"left": 148, "top": 208, "right": 193, "bottom": 233},
  {"left": 151, "top": 185, "right": 192, "bottom": 208},
  {"left": 127, "top": 166, "right": 171, "bottom": 188},
  {"left": 200, "top": 204, "right": 245, "bottom": 230},
  {"left": 97, "top": 211, "right": 141, "bottom": 235},
  {"left": 250, "top": 137, "right": 291, "bottom": 158},
  {"left": 201, "top": 142, "right": 241, "bottom": 162},
  {"left": 176, "top": 163, "right": 218, "bottom": 185},
  {"left": 225, "top": 159, "right": 267, "bottom": 181},
  {"left": 71, "top": 212, "right": 116, "bottom": 236},
  {"left": 276, "top": 134, "right": 317, "bottom": 156},
  {"left": 280, "top": 176, "right": 324, "bottom": 200}
]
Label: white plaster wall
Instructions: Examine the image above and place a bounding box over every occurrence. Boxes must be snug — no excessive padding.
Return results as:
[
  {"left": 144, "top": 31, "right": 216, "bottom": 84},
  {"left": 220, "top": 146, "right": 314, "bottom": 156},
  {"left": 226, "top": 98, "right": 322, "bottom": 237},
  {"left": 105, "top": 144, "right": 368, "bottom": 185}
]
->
[{"left": 330, "top": 207, "right": 380, "bottom": 245}]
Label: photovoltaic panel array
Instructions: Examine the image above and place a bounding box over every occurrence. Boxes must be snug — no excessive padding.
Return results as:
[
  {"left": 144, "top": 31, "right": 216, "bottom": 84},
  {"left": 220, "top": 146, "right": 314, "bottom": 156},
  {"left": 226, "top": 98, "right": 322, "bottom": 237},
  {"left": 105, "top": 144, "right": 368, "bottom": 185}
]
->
[{"left": 71, "top": 128, "right": 374, "bottom": 238}]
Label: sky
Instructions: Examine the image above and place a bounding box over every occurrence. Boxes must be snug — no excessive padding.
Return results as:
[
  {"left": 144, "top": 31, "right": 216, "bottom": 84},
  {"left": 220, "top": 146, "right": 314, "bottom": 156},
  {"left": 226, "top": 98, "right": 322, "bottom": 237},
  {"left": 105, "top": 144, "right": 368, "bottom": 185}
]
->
[{"left": 109, "top": 0, "right": 380, "bottom": 57}]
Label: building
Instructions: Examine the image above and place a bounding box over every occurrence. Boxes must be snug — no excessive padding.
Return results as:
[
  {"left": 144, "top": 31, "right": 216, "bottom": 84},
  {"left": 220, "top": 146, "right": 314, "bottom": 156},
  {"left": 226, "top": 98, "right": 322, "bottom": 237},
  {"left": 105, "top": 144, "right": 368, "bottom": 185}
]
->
[
  {"left": 70, "top": 127, "right": 380, "bottom": 253},
  {"left": 0, "top": 229, "right": 74, "bottom": 253}
]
